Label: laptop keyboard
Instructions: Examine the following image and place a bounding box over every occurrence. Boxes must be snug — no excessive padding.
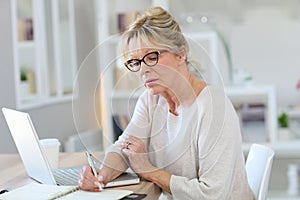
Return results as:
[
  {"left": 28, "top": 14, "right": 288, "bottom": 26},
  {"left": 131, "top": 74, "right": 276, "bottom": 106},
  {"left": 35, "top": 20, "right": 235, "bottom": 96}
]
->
[{"left": 52, "top": 166, "right": 82, "bottom": 186}]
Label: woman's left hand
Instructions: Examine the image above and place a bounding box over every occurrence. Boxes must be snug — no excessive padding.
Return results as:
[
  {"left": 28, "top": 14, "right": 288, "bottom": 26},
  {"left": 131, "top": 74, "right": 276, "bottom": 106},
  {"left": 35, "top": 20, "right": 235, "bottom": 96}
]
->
[{"left": 121, "top": 135, "right": 155, "bottom": 176}]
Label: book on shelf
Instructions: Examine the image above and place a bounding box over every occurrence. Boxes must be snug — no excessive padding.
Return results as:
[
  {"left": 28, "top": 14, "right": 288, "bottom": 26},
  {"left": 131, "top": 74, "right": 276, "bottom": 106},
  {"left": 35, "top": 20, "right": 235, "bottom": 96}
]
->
[
  {"left": 118, "top": 12, "right": 139, "bottom": 33},
  {"left": 17, "top": 19, "right": 34, "bottom": 41},
  {"left": 0, "top": 182, "right": 133, "bottom": 200}
]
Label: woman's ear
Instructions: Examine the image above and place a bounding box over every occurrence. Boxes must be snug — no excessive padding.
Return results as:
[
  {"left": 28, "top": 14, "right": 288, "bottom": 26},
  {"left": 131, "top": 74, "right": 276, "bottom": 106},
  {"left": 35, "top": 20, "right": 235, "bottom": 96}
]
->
[{"left": 178, "top": 46, "right": 187, "bottom": 65}]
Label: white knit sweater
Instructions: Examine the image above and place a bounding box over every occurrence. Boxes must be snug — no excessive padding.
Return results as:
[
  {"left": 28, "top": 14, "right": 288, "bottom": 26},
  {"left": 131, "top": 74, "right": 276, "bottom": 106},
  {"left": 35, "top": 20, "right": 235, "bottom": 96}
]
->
[{"left": 107, "top": 86, "right": 255, "bottom": 200}]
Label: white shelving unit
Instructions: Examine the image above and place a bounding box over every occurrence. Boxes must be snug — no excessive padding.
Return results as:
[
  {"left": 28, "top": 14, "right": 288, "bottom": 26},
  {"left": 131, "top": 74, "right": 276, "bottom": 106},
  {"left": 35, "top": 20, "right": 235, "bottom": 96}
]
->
[
  {"left": 11, "top": 0, "right": 77, "bottom": 110},
  {"left": 268, "top": 191, "right": 300, "bottom": 200},
  {"left": 225, "top": 85, "right": 277, "bottom": 146},
  {"left": 274, "top": 105, "right": 300, "bottom": 157}
]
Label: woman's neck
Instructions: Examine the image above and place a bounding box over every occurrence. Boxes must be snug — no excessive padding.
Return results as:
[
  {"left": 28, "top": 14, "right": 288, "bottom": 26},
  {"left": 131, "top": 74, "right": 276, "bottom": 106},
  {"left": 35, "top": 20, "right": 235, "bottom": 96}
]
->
[{"left": 162, "top": 74, "right": 207, "bottom": 116}]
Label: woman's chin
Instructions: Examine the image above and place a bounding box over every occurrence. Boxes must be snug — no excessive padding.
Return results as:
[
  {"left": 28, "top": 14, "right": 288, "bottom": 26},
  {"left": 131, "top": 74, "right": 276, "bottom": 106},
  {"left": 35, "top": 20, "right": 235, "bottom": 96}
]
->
[
  {"left": 148, "top": 88, "right": 157, "bottom": 95},
  {"left": 147, "top": 86, "right": 164, "bottom": 95},
  {"left": 145, "top": 83, "right": 166, "bottom": 95}
]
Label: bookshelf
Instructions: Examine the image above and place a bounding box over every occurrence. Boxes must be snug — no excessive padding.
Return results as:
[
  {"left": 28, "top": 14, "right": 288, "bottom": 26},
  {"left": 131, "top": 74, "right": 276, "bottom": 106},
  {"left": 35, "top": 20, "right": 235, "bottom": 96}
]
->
[
  {"left": 10, "top": 0, "right": 77, "bottom": 110},
  {"left": 226, "top": 85, "right": 277, "bottom": 146}
]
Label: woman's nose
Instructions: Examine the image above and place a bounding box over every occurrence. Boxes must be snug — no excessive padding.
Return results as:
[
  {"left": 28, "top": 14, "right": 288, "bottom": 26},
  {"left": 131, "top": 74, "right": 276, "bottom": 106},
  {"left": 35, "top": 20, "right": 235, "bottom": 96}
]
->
[{"left": 140, "top": 62, "right": 150, "bottom": 74}]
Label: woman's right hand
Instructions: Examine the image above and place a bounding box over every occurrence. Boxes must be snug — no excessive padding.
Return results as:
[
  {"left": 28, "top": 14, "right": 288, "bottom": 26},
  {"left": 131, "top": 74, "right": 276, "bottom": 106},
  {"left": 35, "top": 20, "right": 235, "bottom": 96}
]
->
[{"left": 78, "top": 165, "right": 107, "bottom": 192}]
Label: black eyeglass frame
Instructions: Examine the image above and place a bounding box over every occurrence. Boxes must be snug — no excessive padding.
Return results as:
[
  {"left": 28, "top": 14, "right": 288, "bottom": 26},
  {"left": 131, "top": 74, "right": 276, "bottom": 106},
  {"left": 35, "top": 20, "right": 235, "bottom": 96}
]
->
[{"left": 124, "top": 51, "right": 160, "bottom": 72}]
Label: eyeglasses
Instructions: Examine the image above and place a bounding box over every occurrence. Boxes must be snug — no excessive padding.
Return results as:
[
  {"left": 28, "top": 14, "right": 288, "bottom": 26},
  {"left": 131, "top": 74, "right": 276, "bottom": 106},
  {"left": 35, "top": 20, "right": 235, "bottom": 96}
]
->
[{"left": 124, "top": 51, "right": 160, "bottom": 72}]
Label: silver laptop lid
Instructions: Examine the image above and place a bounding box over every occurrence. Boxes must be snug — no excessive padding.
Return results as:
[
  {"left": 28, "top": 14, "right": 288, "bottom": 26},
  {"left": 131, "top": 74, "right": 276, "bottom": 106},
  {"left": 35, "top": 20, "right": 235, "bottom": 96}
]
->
[{"left": 2, "top": 107, "right": 56, "bottom": 185}]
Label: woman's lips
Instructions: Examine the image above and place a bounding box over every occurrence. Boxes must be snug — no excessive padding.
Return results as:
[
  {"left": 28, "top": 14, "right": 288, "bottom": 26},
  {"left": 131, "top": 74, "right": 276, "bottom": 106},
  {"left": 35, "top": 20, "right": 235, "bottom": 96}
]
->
[{"left": 145, "top": 79, "right": 158, "bottom": 87}]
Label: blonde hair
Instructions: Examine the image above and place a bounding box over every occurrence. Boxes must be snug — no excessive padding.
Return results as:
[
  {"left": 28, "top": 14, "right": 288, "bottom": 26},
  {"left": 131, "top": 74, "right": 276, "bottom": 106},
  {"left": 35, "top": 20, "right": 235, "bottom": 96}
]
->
[{"left": 120, "top": 6, "right": 188, "bottom": 61}]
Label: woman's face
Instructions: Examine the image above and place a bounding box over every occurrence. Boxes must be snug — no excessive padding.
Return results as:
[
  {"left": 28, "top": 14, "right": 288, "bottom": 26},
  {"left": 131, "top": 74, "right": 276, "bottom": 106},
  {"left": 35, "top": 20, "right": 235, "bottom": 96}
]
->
[{"left": 127, "top": 40, "right": 185, "bottom": 95}]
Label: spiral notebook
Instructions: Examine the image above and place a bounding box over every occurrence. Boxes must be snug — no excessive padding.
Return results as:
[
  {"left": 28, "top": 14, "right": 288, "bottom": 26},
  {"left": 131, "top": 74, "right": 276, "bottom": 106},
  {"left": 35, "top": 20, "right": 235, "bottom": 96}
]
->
[{"left": 0, "top": 183, "right": 133, "bottom": 200}]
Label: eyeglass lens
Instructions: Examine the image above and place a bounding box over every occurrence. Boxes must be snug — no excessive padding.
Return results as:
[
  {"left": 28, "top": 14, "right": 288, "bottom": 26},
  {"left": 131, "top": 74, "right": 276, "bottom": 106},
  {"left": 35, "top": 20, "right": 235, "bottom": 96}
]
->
[{"left": 125, "top": 51, "right": 159, "bottom": 72}]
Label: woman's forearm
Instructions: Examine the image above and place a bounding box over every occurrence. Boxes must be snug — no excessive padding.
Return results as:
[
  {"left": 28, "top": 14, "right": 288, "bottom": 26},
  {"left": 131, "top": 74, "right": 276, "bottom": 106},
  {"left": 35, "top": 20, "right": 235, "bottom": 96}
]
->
[
  {"left": 142, "top": 168, "right": 172, "bottom": 194},
  {"left": 106, "top": 150, "right": 172, "bottom": 193},
  {"left": 101, "top": 152, "right": 128, "bottom": 181}
]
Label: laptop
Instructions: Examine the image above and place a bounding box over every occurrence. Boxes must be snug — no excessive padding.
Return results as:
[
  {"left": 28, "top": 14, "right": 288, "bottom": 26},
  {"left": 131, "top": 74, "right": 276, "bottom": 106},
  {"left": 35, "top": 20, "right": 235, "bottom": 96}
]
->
[{"left": 2, "top": 107, "right": 140, "bottom": 187}]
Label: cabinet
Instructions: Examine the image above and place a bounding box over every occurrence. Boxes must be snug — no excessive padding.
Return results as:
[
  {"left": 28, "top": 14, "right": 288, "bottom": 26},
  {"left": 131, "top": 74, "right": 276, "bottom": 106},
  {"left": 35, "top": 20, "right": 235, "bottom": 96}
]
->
[
  {"left": 225, "top": 86, "right": 277, "bottom": 146},
  {"left": 11, "top": 0, "right": 77, "bottom": 109}
]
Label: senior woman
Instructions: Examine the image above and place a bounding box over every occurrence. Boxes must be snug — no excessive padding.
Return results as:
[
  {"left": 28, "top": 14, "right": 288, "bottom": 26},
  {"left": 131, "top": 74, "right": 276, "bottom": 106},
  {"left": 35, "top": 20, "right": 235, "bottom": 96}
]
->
[{"left": 79, "top": 6, "right": 255, "bottom": 200}]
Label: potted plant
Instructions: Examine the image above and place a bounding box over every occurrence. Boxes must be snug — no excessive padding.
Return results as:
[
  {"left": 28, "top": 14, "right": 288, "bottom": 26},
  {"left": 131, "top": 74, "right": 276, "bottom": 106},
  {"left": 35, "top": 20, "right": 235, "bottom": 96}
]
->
[
  {"left": 20, "top": 68, "right": 29, "bottom": 98},
  {"left": 278, "top": 113, "right": 289, "bottom": 128},
  {"left": 278, "top": 112, "right": 291, "bottom": 140},
  {"left": 20, "top": 68, "right": 27, "bottom": 82}
]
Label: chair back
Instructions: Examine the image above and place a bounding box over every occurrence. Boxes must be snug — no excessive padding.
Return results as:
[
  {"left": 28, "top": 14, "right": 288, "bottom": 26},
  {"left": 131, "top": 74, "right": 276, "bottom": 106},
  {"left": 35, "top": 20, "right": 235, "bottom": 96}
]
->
[{"left": 245, "top": 144, "right": 275, "bottom": 200}]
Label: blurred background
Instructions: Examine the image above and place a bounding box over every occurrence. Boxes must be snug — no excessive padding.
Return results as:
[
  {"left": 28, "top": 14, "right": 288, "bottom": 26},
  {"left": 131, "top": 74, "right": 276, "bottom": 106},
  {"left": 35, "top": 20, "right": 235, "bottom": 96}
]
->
[{"left": 1, "top": 0, "right": 300, "bottom": 198}]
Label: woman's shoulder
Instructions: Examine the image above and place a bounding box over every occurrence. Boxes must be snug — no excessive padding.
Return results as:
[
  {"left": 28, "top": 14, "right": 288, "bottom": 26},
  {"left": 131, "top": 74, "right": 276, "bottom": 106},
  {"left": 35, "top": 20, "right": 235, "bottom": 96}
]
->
[
  {"left": 195, "top": 85, "right": 235, "bottom": 115},
  {"left": 197, "top": 85, "right": 227, "bottom": 102}
]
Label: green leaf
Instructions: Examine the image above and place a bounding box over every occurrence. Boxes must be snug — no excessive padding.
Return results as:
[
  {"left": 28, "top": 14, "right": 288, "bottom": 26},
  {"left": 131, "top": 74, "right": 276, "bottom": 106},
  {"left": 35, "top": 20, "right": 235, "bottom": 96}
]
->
[{"left": 278, "top": 113, "right": 288, "bottom": 128}]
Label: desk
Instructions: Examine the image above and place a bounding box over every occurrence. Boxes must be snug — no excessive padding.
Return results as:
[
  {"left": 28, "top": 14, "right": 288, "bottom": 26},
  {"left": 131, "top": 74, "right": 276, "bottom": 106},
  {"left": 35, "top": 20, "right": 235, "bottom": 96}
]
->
[{"left": 0, "top": 152, "right": 161, "bottom": 200}]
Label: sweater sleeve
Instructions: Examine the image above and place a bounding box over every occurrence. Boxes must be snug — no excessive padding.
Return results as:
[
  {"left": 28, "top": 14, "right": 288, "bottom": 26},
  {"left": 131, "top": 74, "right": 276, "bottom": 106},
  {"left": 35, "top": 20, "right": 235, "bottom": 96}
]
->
[{"left": 106, "top": 91, "right": 152, "bottom": 155}]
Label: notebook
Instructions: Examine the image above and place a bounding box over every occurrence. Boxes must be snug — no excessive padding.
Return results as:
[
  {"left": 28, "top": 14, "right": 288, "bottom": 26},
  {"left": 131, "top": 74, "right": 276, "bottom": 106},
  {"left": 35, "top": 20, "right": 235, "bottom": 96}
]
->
[
  {"left": 2, "top": 107, "right": 140, "bottom": 187},
  {"left": 0, "top": 182, "right": 133, "bottom": 200}
]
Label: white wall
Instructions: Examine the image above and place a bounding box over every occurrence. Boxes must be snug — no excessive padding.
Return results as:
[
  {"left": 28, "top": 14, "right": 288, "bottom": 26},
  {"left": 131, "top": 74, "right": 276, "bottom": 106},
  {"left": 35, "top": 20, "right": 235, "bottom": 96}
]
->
[
  {"left": 231, "top": 7, "right": 300, "bottom": 107},
  {"left": 170, "top": 1, "right": 300, "bottom": 108},
  {"left": 0, "top": 0, "right": 99, "bottom": 153},
  {"left": 0, "top": 0, "right": 18, "bottom": 153}
]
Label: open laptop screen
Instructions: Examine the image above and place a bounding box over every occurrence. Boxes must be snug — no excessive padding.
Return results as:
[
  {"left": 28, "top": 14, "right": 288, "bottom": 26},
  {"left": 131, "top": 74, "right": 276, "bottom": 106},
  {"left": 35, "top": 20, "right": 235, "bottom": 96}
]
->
[{"left": 2, "top": 107, "right": 56, "bottom": 185}]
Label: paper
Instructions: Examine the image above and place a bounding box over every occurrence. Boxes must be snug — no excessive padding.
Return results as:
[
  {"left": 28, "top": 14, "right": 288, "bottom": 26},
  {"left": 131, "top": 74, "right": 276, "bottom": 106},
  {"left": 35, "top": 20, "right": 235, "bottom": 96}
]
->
[
  {"left": 60, "top": 190, "right": 133, "bottom": 200},
  {"left": 0, "top": 183, "right": 132, "bottom": 200}
]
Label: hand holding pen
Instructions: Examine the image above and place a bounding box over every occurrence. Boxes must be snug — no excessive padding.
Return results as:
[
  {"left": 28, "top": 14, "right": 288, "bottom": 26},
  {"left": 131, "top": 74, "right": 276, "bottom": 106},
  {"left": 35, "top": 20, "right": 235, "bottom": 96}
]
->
[{"left": 85, "top": 151, "right": 104, "bottom": 191}]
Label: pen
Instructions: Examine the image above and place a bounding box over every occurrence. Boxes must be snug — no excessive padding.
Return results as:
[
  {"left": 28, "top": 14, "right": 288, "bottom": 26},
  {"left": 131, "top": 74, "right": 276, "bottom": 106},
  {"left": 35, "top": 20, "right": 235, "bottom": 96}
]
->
[{"left": 85, "top": 151, "right": 103, "bottom": 190}]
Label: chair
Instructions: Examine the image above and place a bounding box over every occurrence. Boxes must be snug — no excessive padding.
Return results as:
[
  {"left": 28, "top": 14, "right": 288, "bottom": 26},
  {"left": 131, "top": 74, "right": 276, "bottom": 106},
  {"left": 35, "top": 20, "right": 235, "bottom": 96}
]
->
[{"left": 245, "top": 144, "right": 275, "bottom": 200}]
